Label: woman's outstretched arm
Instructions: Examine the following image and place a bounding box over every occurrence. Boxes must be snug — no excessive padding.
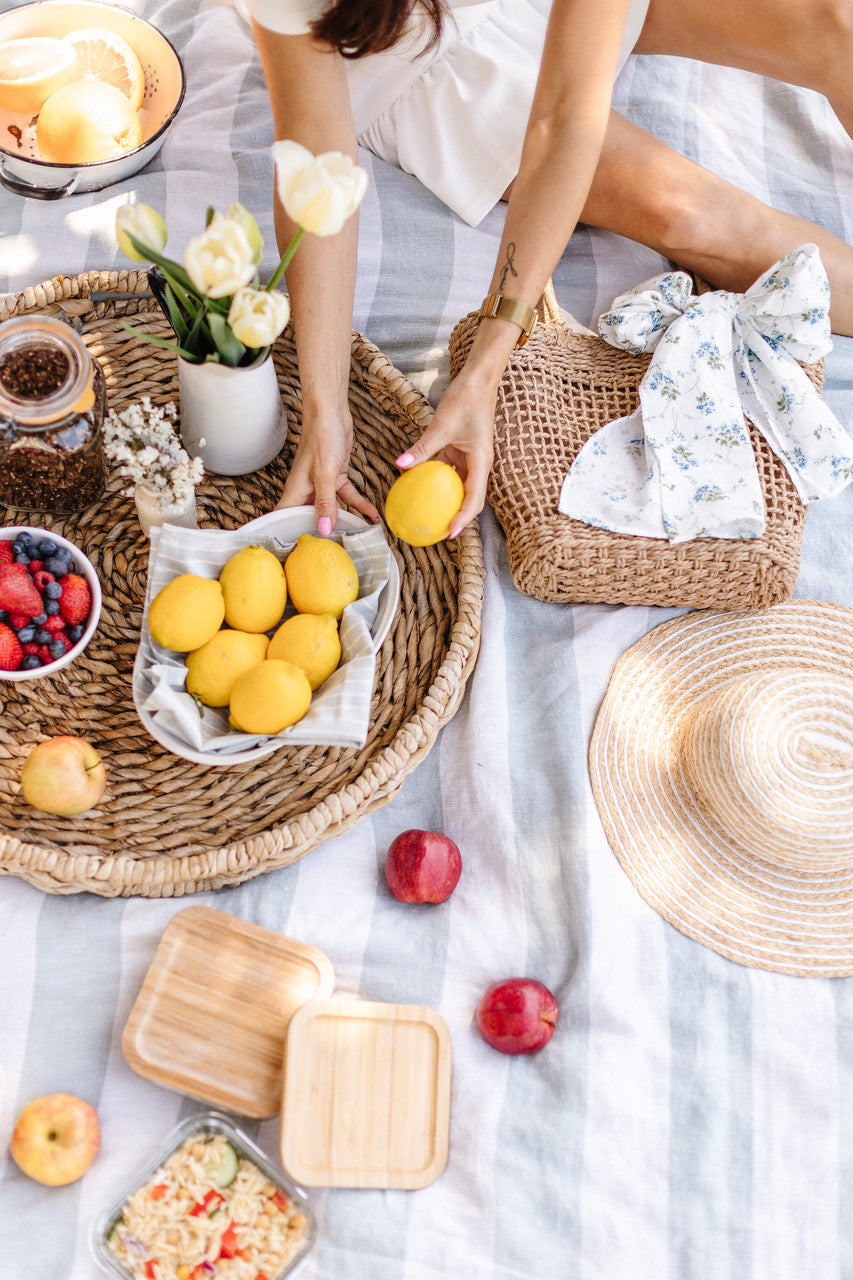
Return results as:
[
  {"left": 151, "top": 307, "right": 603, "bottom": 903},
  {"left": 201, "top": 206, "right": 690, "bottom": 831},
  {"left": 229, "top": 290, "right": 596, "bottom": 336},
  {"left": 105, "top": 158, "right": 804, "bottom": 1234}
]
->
[
  {"left": 400, "top": 0, "right": 633, "bottom": 537},
  {"left": 252, "top": 22, "right": 379, "bottom": 530}
]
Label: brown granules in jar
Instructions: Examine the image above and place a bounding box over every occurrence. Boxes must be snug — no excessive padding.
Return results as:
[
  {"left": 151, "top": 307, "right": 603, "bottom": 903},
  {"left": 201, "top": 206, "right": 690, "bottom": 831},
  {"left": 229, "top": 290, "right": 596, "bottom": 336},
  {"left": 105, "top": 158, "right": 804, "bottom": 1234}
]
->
[{"left": 0, "top": 345, "right": 70, "bottom": 400}]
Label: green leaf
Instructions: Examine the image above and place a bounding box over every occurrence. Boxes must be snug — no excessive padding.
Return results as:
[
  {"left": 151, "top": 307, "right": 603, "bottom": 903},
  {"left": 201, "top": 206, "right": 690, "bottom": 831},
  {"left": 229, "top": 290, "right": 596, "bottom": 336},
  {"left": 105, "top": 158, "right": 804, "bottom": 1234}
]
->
[
  {"left": 127, "top": 232, "right": 196, "bottom": 296},
  {"left": 207, "top": 312, "right": 247, "bottom": 367},
  {"left": 118, "top": 321, "right": 202, "bottom": 362}
]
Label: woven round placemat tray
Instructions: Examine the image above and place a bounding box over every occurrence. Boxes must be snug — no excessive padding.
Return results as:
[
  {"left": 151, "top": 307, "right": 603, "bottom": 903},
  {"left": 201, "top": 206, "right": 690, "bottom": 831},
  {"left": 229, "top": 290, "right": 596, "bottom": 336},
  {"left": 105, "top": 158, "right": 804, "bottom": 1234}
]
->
[{"left": 0, "top": 271, "right": 484, "bottom": 898}]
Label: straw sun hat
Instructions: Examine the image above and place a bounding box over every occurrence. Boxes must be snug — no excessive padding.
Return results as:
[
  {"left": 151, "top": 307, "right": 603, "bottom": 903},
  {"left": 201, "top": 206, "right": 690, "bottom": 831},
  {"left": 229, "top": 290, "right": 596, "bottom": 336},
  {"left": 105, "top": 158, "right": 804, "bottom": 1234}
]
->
[{"left": 589, "top": 599, "right": 853, "bottom": 977}]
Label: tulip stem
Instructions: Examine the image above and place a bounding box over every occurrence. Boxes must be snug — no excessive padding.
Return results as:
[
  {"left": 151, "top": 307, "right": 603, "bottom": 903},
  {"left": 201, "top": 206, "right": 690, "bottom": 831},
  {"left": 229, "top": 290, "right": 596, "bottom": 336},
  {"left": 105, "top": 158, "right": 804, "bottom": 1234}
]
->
[{"left": 266, "top": 227, "right": 305, "bottom": 293}]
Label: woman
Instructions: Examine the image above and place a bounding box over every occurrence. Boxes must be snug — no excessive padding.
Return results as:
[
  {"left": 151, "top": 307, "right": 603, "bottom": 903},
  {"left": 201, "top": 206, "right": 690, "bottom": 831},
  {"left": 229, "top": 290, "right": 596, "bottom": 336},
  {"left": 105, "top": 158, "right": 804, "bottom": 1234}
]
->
[{"left": 249, "top": 0, "right": 853, "bottom": 537}]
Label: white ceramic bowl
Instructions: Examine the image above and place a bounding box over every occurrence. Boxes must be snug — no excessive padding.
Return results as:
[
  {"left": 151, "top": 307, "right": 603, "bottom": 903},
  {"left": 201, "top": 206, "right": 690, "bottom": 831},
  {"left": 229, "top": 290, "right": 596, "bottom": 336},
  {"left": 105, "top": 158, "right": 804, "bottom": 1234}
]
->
[
  {"left": 0, "top": 525, "right": 102, "bottom": 681},
  {"left": 0, "top": 1, "right": 185, "bottom": 199}
]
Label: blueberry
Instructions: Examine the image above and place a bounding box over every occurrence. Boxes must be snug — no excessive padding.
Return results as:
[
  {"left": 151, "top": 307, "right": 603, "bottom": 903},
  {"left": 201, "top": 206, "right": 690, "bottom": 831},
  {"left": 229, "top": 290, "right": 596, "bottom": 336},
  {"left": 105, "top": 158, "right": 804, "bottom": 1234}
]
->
[
  {"left": 20, "top": 655, "right": 41, "bottom": 670},
  {"left": 67, "top": 624, "right": 84, "bottom": 642},
  {"left": 35, "top": 629, "right": 51, "bottom": 644},
  {"left": 32, "top": 612, "right": 47, "bottom": 626},
  {"left": 37, "top": 539, "right": 57, "bottom": 557},
  {"left": 17, "top": 626, "right": 35, "bottom": 643},
  {"left": 54, "top": 546, "right": 73, "bottom": 562},
  {"left": 14, "top": 553, "right": 29, "bottom": 564},
  {"left": 44, "top": 600, "right": 60, "bottom": 616},
  {"left": 44, "top": 582, "right": 63, "bottom": 600},
  {"left": 0, "top": 610, "right": 6, "bottom": 623},
  {"left": 43, "top": 556, "right": 68, "bottom": 577},
  {"left": 12, "top": 533, "right": 32, "bottom": 552},
  {"left": 48, "top": 640, "right": 66, "bottom": 659}
]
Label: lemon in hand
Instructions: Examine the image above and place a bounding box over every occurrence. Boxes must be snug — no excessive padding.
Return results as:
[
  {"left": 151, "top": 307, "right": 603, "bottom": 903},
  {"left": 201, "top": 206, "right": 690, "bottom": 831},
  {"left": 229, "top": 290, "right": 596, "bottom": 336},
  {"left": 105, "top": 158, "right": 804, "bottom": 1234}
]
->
[
  {"left": 384, "top": 460, "right": 464, "bottom": 546},
  {"left": 229, "top": 659, "right": 312, "bottom": 734},
  {"left": 148, "top": 574, "right": 225, "bottom": 652},
  {"left": 219, "top": 545, "right": 288, "bottom": 634},
  {"left": 284, "top": 535, "right": 359, "bottom": 620},
  {"left": 185, "top": 629, "right": 270, "bottom": 708},
  {"left": 268, "top": 613, "right": 341, "bottom": 691}
]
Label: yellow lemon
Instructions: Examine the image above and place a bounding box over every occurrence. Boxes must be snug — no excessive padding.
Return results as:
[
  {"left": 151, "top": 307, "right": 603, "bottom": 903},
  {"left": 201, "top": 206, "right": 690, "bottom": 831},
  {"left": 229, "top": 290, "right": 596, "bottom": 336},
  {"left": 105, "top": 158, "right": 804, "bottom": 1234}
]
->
[
  {"left": 185, "top": 629, "right": 270, "bottom": 708},
  {"left": 148, "top": 574, "right": 225, "bottom": 652},
  {"left": 61, "top": 27, "right": 146, "bottom": 112},
  {"left": 229, "top": 659, "right": 312, "bottom": 734},
  {"left": 268, "top": 613, "right": 341, "bottom": 691},
  {"left": 385, "top": 459, "right": 465, "bottom": 546},
  {"left": 219, "top": 545, "right": 288, "bottom": 634},
  {"left": 0, "top": 37, "right": 78, "bottom": 116},
  {"left": 37, "top": 79, "right": 142, "bottom": 164},
  {"left": 284, "top": 534, "right": 359, "bottom": 620}
]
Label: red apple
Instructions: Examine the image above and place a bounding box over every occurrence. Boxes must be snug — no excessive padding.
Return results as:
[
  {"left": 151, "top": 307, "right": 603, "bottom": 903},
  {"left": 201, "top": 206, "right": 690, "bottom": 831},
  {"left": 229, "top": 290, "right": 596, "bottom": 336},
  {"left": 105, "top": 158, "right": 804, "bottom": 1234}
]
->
[
  {"left": 476, "top": 978, "right": 559, "bottom": 1055},
  {"left": 20, "top": 735, "right": 106, "bottom": 816},
  {"left": 384, "top": 828, "right": 462, "bottom": 903},
  {"left": 10, "top": 1093, "right": 100, "bottom": 1186}
]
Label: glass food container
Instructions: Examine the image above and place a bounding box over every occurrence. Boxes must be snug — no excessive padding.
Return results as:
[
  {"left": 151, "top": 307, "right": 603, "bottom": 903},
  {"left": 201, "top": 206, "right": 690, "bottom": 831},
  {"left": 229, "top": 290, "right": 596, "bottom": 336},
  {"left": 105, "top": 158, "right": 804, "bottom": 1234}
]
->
[
  {"left": 0, "top": 314, "right": 107, "bottom": 515},
  {"left": 90, "top": 1110, "right": 318, "bottom": 1280}
]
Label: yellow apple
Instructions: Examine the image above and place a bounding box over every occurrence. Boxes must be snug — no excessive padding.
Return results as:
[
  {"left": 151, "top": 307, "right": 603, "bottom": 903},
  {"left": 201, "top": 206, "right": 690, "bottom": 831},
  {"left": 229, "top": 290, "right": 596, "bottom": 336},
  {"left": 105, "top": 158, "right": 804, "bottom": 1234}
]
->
[
  {"left": 20, "top": 736, "right": 106, "bottom": 816},
  {"left": 10, "top": 1093, "right": 100, "bottom": 1186}
]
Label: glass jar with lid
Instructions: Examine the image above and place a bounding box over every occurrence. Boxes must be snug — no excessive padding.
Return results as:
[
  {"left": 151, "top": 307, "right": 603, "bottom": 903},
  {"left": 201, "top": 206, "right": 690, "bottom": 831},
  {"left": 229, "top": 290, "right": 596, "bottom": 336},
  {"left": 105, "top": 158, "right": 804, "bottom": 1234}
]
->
[{"left": 0, "top": 314, "right": 107, "bottom": 515}]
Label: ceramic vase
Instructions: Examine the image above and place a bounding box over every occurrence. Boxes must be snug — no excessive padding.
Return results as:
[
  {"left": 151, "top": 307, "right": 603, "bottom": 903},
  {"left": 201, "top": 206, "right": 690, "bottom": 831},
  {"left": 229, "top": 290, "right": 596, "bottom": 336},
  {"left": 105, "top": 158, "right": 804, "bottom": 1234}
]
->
[
  {"left": 177, "top": 352, "right": 287, "bottom": 476},
  {"left": 134, "top": 482, "right": 198, "bottom": 537}
]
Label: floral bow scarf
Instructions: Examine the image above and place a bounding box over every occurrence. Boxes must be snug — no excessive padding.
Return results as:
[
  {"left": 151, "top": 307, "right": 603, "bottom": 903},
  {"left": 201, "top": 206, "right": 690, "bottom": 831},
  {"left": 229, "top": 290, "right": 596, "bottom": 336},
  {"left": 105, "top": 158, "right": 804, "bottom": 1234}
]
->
[{"left": 559, "top": 244, "right": 853, "bottom": 543}]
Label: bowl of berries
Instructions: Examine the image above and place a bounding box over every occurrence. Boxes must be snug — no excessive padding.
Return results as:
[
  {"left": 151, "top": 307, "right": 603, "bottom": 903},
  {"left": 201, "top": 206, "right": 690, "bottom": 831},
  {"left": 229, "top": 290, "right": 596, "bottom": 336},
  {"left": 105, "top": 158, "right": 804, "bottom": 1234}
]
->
[{"left": 0, "top": 526, "right": 101, "bottom": 680}]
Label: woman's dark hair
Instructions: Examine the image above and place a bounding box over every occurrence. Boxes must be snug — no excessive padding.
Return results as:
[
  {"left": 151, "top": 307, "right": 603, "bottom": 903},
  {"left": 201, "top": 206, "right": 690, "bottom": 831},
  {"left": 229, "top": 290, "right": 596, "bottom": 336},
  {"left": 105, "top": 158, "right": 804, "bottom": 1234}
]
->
[{"left": 311, "top": 0, "right": 444, "bottom": 59}]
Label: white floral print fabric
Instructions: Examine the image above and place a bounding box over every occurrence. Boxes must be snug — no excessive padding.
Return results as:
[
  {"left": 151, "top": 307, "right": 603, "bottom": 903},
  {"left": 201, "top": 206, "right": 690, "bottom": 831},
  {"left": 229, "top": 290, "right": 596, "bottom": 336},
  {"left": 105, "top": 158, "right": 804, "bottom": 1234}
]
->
[{"left": 558, "top": 244, "right": 853, "bottom": 543}]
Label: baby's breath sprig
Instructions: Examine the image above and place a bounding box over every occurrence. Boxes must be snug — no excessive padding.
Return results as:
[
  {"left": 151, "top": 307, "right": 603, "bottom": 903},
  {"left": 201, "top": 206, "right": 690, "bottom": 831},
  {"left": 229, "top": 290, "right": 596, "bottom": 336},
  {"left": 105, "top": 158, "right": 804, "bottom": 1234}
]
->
[{"left": 103, "top": 397, "right": 204, "bottom": 504}]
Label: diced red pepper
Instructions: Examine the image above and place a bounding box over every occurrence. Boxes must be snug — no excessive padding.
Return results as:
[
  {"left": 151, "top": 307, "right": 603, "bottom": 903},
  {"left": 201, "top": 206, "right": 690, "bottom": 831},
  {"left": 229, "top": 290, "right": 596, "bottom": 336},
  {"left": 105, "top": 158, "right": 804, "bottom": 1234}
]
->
[
  {"left": 254, "top": 1274, "right": 271, "bottom": 1280},
  {"left": 143, "top": 1262, "right": 158, "bottom": 1279},
  {"left": 218, "top": 1221, "right": 239, "bottom": 1259},
  {"left": 270, "top": 1190, "right": 289, "bottom": 1212},
  {"left": 149, "top": 1184, "right": 169, "bottom": 1201},
  {"left": 189, "top": 1188, "right": 225, "bottom": 1216}
]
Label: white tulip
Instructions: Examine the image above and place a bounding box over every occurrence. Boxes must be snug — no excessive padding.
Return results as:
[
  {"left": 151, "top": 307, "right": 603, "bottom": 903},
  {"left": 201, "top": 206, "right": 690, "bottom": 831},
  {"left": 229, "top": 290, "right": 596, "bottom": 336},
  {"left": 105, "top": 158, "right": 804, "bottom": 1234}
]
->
[
  {"left": 225, "top": 202, "right": 263, "bottom": 264},
  {"left": 184, "top": 214, "right": 256, "bottom": 299},
  {"left": 227, "top": 287, "right": 291, "bottom": 348},
  {"left": 115, "top": 202, "right": 167, "bottom": 262},
  {"left": 272, "top": 140, "right": 368, "bottom": 237}
]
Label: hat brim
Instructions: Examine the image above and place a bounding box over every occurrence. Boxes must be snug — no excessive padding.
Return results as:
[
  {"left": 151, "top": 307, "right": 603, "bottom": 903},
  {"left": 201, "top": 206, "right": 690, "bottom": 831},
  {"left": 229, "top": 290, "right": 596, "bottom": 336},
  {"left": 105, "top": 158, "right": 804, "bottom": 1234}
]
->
[{"left": 589, "top": 599, "right": 853, "bottom": 977}]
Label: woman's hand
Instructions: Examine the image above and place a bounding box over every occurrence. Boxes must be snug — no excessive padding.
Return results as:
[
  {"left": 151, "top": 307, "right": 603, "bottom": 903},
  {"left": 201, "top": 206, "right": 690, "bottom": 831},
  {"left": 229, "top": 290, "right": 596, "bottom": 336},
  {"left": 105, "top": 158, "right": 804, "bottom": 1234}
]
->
[
  {"left": 275, "top": 405, "right": 380, "bottom": 531},
  {"left": 394, "top": 361, "right": 502, "bottom": 538}
]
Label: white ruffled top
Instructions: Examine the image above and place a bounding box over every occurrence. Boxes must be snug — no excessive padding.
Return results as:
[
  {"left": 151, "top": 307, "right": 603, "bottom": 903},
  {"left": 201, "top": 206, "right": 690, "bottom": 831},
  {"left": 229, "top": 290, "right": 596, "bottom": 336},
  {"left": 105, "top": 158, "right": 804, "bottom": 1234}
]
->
[{"left": 247, "top": 0, "right": 651, "bottom": 225}]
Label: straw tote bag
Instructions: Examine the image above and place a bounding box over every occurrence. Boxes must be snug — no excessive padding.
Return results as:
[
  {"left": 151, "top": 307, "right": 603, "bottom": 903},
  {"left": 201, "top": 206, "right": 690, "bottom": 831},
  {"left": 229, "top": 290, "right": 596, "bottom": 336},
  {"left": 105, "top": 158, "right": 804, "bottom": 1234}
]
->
[{"left": 448, "top": 285, "right": 823, "bottom": 610}]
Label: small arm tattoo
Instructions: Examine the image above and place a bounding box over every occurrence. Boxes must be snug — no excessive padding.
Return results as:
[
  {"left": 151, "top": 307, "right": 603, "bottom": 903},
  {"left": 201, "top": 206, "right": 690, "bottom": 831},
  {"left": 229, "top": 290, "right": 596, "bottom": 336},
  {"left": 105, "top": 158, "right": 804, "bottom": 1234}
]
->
[{"left": 498, "top": 242, "right": 519, "bottom": 291}]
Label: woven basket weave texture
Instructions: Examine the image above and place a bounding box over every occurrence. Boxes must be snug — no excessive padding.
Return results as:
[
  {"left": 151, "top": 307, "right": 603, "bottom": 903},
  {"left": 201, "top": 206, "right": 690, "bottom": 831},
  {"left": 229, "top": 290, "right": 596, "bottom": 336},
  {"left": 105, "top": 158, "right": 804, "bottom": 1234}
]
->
[
  {"left": 449, "top": 298, "right": 821, "bottom": 609},
  {"left": 0, "top": 271, "right": 484, "bottom": 898}
]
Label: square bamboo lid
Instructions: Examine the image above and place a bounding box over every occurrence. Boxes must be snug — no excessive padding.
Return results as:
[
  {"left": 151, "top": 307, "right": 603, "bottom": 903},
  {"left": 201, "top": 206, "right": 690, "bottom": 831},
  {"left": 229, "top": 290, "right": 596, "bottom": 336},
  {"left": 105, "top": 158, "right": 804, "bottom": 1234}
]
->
[
  {"left": 279, "top": 998, "right": 452, "bottom": 1189},
  {"left": 122, "top": 906, "right": 335, "bottom": 1118}
]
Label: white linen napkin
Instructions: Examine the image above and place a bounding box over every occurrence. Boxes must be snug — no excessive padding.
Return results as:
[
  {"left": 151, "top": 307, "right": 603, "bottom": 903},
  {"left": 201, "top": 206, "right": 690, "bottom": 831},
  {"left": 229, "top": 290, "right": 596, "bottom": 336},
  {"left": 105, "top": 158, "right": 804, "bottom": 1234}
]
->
[
  {"left": 559, "top": 244, "right": 853, "bottom": 543},
  {"left": 133, "top": 514, "right": 393, "bottom": 756}
]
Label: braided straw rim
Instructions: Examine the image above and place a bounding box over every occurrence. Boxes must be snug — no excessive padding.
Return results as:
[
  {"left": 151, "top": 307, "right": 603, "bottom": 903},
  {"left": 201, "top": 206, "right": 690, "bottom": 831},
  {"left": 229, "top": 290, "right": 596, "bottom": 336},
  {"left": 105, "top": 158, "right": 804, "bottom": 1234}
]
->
[
  {"left": 589, "top": 599, "right": 853, "bottom": 976},
  {"left": 0, "top": 271, "right": 484, "bottom": 897}
]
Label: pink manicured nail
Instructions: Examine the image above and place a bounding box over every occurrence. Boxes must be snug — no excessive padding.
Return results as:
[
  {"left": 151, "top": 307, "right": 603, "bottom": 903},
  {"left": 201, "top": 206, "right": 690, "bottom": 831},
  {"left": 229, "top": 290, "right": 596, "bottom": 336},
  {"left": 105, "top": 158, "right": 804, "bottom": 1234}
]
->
[
  {"left": 396, "top": 452, "right": 415, "bottom": 467},
  {"left": 448, "top": 523, "right": 462, "bottom": 540},
  {"left": 317, "top": 516, "right": 332, "bottom": 536}
]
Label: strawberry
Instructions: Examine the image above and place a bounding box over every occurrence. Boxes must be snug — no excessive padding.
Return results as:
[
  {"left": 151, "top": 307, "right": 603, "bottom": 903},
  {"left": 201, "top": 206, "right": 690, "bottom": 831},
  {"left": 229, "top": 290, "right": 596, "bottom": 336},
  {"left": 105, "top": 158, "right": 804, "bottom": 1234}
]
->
[
  {"left": 0, "top": 563, "right": 42, "bottom": 616},
  {"left": 0, "top": 542, "right": 14, "bottom": 567},
  {"left": 58, "top": 573, "right": 91, "bottom": 626},
  {"left": 0, "top": 621, "right": 23, "bottom": 671}
]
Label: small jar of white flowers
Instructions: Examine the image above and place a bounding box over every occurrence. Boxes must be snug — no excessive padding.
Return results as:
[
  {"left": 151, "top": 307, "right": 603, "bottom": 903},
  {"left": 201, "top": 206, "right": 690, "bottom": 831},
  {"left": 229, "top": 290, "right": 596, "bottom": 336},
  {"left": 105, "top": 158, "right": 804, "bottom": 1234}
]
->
[{"left": 103, "top": 398, "right": 204, "bottom": 537}]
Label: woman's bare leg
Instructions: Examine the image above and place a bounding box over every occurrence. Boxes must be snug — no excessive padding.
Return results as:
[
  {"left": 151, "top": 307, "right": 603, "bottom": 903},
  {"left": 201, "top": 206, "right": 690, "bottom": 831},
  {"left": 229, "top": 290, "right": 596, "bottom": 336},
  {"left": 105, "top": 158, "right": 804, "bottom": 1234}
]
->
[
  {"left": 636, "top": 0, "right": 853, "bottom": 135},
  {"left": 578, "top": 112, "right": 853, "bottom": 334}
]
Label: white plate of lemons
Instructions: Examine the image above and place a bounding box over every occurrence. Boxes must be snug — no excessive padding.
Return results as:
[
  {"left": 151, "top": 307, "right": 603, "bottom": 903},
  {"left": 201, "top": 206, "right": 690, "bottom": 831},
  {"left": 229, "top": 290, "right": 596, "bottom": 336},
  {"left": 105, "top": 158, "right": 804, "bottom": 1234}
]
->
[{"left": 132, "top": 508, "right": 400, "bottom": 766}]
